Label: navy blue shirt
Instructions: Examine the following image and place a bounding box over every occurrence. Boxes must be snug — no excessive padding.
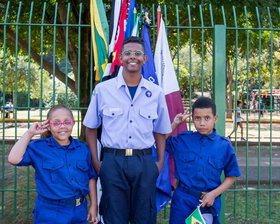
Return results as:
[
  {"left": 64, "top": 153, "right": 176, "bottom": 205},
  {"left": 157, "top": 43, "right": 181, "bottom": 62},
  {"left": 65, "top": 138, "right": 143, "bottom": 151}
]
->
[
  {"left": 17, "top": 136, "right": 97, "bottom": 200},
  {"left": 166, "top": 129, "right": 241, "bottom": 192}
]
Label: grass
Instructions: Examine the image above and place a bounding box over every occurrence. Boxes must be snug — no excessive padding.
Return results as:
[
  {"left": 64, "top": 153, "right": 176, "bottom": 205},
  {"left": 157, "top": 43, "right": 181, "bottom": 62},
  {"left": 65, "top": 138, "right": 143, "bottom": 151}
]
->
[{"left": 224, "top": 186, "right": 280, "bottom": 224}]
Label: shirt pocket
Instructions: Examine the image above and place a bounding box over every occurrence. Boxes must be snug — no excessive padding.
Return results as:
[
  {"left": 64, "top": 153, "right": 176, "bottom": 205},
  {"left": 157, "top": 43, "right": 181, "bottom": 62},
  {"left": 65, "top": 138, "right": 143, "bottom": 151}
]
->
[
  {"left": 76, "top": 160, "right": 90, "bottom": 185},
  {"left": 208, "top": 157, "right": 223, "bottom": 182},
  {"left": 102, "top": 107, "right": 123, "bottom": 132},
  {"left": 43, "top": 160, "right": 64, "bottom": 183},
  {"left": 139, "top": 108, "right": 158, "bottom": 137},
  {"left": 177, "top": 152, "right": 196, "bottom": 176},
  {"left": 103, "top": 107, "right": 123, "bottom": 118}
]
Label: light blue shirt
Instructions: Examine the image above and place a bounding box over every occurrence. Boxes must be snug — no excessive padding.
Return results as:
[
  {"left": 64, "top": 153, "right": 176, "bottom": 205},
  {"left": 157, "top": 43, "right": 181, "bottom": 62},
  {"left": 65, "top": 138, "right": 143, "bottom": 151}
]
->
[{"left": 83, "top": 74, "right": 172, "bottom": 149}]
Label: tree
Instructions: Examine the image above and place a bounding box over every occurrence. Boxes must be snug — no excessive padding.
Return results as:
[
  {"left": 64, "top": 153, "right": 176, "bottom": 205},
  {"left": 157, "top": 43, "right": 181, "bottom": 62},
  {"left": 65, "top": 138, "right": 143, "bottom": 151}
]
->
[
  {"left": 0, "top": 0, "right": 94, "bottom": 139},
  {"left": 0, "top": 48, "right": 52, "bottom": 109}
]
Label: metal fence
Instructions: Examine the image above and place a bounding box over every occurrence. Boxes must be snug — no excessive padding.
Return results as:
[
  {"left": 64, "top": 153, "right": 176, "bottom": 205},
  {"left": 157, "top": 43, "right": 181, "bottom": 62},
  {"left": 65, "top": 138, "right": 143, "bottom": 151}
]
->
[{"left": 1, "top": 2, "right": 280, "bottom": 223}]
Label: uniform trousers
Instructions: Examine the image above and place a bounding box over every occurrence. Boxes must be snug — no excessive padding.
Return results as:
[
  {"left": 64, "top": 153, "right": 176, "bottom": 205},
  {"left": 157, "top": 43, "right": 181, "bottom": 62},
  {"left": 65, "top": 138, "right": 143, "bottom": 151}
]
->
[
  {"left": 33, "top": 195, "right": 87, "bottom": 224},
  {"left": 99, "top": 151, "right": 159, "bottom": 224}
]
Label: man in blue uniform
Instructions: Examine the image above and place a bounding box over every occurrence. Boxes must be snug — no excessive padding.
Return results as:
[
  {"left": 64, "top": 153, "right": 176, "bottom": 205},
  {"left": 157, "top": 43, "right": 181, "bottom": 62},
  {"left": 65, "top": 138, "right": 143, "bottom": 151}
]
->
[
  {"left": 83, "top": 36, "right": 172, "bottom": 224},
  {"left": 166, "top": 97, "right": 241, "bottom": 224}
]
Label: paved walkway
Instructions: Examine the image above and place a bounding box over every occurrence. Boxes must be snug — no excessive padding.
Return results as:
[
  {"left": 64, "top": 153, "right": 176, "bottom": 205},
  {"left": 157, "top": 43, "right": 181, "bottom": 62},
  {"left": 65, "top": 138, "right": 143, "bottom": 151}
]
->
[{"left": 234, "top": 144, "right": 280, "bottom": 183}]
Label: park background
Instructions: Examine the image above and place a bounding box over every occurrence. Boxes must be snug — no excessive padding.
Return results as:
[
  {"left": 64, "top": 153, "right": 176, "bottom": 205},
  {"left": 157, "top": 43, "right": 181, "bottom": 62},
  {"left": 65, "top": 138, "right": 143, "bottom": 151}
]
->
[{"left": 1, "top": 0, "right": 280, "bottom": 223}]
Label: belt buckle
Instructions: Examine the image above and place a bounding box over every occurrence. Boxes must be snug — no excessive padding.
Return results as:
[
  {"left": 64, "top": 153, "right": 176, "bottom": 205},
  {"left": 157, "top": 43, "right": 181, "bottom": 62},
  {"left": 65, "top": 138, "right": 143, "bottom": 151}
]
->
[
  {"left": 200, "top": 192, "right": 207, "bottom": 199},
  {"left": 125, "top": 149, "right": 133, "bottom": 156},
  {"left": 75, "top": 198, "right": 81, "bottom": 206}
]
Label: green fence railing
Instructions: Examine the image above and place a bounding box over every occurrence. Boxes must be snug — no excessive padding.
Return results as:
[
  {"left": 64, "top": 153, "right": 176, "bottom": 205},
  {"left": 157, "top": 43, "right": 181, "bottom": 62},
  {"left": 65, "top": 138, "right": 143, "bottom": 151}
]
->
[{"left": 1, "top": 2, "right": 280, "bottom": 223}]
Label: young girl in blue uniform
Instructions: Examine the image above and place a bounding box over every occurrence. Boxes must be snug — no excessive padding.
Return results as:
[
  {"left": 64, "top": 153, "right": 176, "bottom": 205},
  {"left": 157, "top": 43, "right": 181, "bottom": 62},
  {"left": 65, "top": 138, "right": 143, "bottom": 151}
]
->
[
  {"left": 8, "top": 105, "right": 99, "bottom": 224},
  {"left": 166, "top": 97, "right": 241, "bottom": 224}
]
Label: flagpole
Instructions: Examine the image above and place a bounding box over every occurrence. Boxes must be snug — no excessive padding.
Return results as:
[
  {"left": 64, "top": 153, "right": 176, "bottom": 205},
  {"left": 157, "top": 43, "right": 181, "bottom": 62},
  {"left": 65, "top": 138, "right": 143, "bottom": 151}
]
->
[{"left": 157, "top": 5, "right": 161, "bottom": 39}]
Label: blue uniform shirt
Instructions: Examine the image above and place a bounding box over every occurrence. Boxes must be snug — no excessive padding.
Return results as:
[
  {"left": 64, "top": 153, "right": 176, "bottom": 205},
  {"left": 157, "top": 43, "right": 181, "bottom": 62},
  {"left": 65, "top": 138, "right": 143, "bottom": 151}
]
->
[
  {"left": 17, "top": 136, "right": 97, "bottom": 200},
  {"left": 83, "top": 74, "right": 172, "bottom": 149},
  {"left": 166, "top": 129, "right": 241, "bottom": 192}
]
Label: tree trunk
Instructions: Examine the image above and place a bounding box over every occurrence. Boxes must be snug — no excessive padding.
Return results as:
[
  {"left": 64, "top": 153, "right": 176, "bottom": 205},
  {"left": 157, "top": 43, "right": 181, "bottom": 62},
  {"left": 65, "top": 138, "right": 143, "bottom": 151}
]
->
[{"left": 79, "top": 22, "right": 96, "bottom": 141}]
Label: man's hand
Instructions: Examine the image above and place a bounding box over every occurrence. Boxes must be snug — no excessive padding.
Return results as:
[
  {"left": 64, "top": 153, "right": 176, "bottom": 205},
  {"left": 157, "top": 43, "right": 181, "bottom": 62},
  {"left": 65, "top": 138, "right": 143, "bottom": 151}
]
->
[
  {"left": 94, "top": 160, "right": 103, "bottom": 175},
  {"left": 155, "top": 160, "right": 164, "bottom": 173}
]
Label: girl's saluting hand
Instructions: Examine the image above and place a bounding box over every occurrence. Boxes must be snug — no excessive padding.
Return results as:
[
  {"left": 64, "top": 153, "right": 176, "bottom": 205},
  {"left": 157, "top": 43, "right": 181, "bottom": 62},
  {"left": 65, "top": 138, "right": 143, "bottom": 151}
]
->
[{"left": 28, "top": 120, "right": 49, "bottom": 136}]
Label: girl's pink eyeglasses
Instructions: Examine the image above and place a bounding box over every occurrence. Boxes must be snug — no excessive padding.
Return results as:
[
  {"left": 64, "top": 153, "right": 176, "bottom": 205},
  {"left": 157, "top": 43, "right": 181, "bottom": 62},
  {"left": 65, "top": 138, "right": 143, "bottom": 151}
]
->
[{"left": 49, "top": 121, "right": 73, "bottom": 127}]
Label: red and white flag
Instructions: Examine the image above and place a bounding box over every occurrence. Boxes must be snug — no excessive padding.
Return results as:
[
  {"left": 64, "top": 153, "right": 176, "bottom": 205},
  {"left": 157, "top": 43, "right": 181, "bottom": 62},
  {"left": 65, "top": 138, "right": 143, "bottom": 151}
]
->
[
  {"left": 110, "top": 0, "right": 127, "bottom": 74},
  {"left": 154, "top": 16, "right": 187, "bottom": 189}
]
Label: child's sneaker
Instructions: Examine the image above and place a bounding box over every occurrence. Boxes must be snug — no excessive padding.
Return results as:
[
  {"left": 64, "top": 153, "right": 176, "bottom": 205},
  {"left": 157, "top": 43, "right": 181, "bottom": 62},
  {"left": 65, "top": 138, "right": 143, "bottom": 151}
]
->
[{"left": 241, "top": 138, "right": 246, "bottom": 142}]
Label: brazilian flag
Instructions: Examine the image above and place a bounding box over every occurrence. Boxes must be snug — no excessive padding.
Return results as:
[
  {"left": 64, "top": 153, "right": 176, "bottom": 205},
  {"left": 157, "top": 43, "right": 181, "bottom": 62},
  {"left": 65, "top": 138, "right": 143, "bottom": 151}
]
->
[
  {"left": 185, "top": 206, "right": 206, "bottom": 224},
  {"left": 90, "top": 0, "right": 109, "bottom": 81}
]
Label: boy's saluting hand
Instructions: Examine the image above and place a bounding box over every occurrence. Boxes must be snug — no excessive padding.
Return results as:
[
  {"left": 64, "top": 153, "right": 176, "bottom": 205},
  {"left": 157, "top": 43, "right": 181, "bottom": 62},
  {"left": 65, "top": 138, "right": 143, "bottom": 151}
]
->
[
  {"left": 166, "top": 110, "right": 191, "bottom": 139},
  {"left": 173, "top": 110, "right": 191, "bottom": 125}
]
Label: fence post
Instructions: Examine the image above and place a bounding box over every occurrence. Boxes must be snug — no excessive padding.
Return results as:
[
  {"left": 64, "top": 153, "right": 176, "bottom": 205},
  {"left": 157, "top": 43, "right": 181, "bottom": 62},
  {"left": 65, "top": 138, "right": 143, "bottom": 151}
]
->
[{"left": 213, "top": 24, "right": 226, "bottom": 223}]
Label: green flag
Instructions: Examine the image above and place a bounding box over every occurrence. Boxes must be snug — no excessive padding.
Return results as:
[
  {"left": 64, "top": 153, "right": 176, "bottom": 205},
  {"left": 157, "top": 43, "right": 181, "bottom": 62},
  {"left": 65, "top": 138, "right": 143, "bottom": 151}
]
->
[
  {"left": 185, "top": 206, "right": 206, "bottom": 224},
  {"left": 90, "top": 0, "right": 109, "bottom": 81}
]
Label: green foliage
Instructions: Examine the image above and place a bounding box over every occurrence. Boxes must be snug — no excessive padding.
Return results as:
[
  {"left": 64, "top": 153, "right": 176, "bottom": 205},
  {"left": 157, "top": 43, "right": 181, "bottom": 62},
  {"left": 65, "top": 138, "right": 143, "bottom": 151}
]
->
[
  {"left": 0, "top": 49, "right": 52, "bottom": 100},
  {"left": 43, "top": 72, "right": 78, "bottom": 108},
  {"left": 175, "top": 45, "right": 213, "bottom": 97}
]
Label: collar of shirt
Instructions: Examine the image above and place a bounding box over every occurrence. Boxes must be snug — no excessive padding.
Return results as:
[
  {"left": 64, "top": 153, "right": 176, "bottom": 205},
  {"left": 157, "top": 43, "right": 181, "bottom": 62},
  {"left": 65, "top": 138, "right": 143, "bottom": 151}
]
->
[
  {"left": 196, "top": 128, "right": 217, "bottom": 141},
  {"left": 46, "top": 136, "right": 80, "bottom": 150},
  {"left": 116, "top": 73, "right": 152, "bottom": 92}
]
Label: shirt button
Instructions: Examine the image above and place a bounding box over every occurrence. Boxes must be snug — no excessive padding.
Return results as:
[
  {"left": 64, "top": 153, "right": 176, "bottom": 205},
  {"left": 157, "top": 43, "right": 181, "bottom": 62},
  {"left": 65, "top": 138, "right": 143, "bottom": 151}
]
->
[
  {"left": 112, "top": 113, "right": 115, "bottom": 116},
  {"left": 148, "top": 115, "right": 151, "bottom": 118},
  {"left": 129, "top": 136, "right": 132, "bottom": 139},
  {"left": 203, "top": 144, "right": 205, "bottom": 147},
  {"left": 198, "top": 169, "right": 201, "bottom": 172},
  {"left": 68, "top": 164, "right": 71, "bottom": 167},
  {"left": 200, "top": 156, "right": 203, "bottom": 159},
  {"left": 71, "top": 178, "right": 74, "bottom": 181},
  {"left": 131, "top": 104, "right": 133, "bottom": 107},
  {"left": 130, "top": 120, "right": 132, "bottom": 123},
  {"left": 197, "top": 182, "right": 200, "bottom": 184}
]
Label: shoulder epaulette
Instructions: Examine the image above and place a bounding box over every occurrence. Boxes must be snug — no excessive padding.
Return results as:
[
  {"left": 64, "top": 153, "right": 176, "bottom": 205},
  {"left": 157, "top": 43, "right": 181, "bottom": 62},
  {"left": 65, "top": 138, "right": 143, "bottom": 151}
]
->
[
  {"left": 221, "top": 136, "right": 231, "bottom": 142},
  {"left": 181, "top": 130, "right": 194, "bottom": 135},
  {"left": 30, "top": 138, "right": 45, "bottom": 144}
]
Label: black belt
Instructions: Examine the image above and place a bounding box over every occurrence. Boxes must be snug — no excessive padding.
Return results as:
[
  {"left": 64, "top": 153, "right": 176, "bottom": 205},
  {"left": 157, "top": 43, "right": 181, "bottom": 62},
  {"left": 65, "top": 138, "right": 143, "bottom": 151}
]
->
[
  {"left": 178, "top": 182, "right": 207, "bottom": 199},
  {"left": 103, "top": 147, "right": 152, "bottom": 156},
  {"left": 38, "top": 195, "right": 85, "bottom": 206}
]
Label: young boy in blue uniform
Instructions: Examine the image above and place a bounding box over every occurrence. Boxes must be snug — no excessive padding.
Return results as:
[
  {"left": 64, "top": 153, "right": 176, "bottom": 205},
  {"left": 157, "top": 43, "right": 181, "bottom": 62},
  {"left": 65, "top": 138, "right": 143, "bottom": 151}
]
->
[
  {"left": 166, "top": 97, "right": 241, "bottom": 224},
  {"left": 8, "top": 105, "right": 99, "bottom": 224}
]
